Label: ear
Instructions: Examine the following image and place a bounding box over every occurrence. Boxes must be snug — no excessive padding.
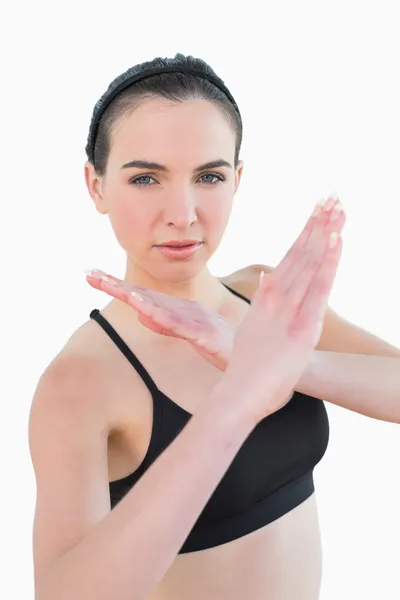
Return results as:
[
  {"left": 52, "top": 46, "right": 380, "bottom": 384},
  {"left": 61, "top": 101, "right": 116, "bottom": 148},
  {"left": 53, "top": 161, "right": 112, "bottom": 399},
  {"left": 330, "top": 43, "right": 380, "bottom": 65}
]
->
[
  {"left": 84, "top": 161, "right": 108, "bottom": 215},
  {"left": 234, "top": 160, "right": 244, "bottom": 193}
]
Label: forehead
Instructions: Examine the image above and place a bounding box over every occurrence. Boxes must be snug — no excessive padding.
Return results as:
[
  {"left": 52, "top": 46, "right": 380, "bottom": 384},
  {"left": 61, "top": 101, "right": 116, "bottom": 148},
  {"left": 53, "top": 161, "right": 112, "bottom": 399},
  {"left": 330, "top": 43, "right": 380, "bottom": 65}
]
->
[{"left": 108, "top": 97, "right": 236, "bottom": 168}]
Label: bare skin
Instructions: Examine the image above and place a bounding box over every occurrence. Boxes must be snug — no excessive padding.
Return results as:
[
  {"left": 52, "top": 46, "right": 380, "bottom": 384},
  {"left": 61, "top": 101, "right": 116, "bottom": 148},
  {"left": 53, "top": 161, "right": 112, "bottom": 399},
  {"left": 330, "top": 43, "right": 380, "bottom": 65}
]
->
[
  {"left": 61, "top": 279, "right": 324, "bottom": 600},
  {"left": 61, "top": 192, "right": 344, "bottom": 599},
  {"left": 31, "top": 96, "right": 344, "bottom": 599},
  {"left": 84, "top": 197, "right": 344, "bottom": 373}
]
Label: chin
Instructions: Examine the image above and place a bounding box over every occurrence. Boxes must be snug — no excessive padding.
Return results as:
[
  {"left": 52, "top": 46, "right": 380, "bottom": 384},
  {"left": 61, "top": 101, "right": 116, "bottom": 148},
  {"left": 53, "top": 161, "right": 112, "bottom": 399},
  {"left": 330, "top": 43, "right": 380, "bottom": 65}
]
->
[
  {"left": 151, "top": 256, "right": 211, "bottom": 285},
  {"left": 155, "top": 263, "right": 206, "bottom": 284}
]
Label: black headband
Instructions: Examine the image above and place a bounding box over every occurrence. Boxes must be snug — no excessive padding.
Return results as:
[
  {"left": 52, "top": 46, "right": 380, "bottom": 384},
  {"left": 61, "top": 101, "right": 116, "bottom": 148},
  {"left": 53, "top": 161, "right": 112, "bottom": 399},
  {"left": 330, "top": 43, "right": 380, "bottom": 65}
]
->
[{"left": 87, "top": 65, "right": 240, "bottom": 163}]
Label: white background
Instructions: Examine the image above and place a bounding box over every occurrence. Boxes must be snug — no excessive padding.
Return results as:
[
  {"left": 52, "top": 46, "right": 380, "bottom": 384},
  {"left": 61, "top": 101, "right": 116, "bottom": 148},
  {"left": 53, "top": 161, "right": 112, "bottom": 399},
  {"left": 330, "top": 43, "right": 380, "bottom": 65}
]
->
[{"left": 1, "top": 1, "right": 399, "bottom": 598}]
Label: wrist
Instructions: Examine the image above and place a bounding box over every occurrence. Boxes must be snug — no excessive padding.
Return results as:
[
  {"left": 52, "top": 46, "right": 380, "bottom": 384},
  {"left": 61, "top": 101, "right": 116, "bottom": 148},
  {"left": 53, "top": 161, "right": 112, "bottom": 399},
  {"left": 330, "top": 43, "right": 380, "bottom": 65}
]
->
[
  {"left": 296, "top": 350, "right": 324, "bottom": 395},
  {"left": 205, "top": 378, "right": 261, "bottom": 434}
]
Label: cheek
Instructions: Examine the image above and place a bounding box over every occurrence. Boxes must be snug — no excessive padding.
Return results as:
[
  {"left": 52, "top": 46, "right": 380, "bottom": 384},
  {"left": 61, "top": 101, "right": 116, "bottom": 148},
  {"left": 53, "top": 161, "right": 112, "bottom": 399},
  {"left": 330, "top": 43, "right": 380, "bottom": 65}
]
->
[
  {"left": 201, "top": 188, "right": 234, "bottom": 229},
  {"left": 108, "top": 194, "right": 154, "bottom": 250}
]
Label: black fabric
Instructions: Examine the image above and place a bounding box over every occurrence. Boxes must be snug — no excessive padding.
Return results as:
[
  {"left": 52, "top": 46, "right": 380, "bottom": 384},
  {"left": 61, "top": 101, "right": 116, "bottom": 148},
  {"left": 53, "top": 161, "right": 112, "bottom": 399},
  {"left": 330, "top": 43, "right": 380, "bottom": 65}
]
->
[{"left": 90, "top": 284, "right": 329, "bottom": 553}]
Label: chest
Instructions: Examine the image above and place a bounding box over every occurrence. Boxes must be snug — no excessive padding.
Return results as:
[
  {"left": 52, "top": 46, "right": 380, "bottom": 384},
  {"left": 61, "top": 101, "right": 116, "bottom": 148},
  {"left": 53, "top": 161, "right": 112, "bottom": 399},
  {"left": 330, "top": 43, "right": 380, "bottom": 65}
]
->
[
  {"left": 107, "top": 337, "right": 329, "bottom": 496},
  {"left": 106, "top": 339, "right": 229, "bottom": 481},
  {"left": 102, "top": 315, "right": 328, "bottom": 506}
]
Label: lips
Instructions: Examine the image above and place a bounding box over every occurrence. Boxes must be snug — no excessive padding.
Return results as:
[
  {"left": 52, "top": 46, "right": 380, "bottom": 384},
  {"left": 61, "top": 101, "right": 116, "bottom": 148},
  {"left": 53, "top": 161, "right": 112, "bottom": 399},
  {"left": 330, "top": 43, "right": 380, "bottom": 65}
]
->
[
  {"left": 154, "top": 241, "right": 203, "bottom": 259},
  {"left": 163, "top": 244, "right": 193, "bottom": 248},
  {"left": 156, "top": 240, "right": 201, "bottom": 247}
]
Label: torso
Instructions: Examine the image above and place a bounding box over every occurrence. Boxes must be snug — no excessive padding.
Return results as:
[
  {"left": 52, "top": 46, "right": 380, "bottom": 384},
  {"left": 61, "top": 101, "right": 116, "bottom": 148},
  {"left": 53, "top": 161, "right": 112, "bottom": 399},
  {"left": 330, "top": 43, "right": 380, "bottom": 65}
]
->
[{"left": 60, "top": 275, "right": 324, "bottom": 600}]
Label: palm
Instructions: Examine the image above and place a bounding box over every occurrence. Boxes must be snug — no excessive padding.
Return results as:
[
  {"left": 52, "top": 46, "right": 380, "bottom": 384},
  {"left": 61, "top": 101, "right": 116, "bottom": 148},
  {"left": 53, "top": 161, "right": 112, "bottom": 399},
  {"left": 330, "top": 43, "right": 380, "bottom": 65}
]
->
[{"left": 86, "top": 270, "right": 235, "bottom": 370}]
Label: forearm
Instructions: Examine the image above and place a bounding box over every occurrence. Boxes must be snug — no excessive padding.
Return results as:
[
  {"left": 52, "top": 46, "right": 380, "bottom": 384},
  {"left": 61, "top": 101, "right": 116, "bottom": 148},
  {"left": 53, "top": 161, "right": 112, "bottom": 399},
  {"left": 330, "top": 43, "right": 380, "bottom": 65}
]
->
[
  {"left": 297, "top": 351, "right": 400, "bottom": 423},
  {"left": 38, "top": 385, "right": 255, "bottom": 600}
]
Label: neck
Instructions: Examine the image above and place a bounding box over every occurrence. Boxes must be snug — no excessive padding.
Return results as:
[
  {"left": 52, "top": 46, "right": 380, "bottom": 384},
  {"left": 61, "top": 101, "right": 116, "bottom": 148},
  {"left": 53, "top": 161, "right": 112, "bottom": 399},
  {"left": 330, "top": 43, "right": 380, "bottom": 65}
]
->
[{"left": 123, "top": 257, "right": 227, "bottom": 310}]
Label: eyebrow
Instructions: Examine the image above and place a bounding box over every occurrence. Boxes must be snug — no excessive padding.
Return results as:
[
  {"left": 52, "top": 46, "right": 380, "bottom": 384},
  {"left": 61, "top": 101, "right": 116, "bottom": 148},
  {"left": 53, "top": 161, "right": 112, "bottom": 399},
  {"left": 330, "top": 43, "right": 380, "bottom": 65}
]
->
[{"left": 120, "top": 159, "right": 233, "bottom": 172}]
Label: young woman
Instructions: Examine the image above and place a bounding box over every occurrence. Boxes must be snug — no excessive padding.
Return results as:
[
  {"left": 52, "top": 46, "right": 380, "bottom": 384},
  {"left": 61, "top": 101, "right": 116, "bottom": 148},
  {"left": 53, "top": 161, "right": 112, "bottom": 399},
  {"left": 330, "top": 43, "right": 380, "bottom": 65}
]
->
[{"left": 29, "top": 53, "right": 399, "bottom": 600}]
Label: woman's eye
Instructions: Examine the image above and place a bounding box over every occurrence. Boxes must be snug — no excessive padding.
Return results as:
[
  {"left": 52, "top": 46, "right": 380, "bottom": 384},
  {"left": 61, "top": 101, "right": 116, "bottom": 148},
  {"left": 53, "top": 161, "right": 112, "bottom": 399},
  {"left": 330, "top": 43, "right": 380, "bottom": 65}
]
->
[
  {"left": 199, "top": 173, "right": 225, "bottom": 184},
  {"left": 129, "top": 175, "right": 156, "bottom": 186},
  {"left": 129, "top": 173, "right": 225, "bottom": 186}
]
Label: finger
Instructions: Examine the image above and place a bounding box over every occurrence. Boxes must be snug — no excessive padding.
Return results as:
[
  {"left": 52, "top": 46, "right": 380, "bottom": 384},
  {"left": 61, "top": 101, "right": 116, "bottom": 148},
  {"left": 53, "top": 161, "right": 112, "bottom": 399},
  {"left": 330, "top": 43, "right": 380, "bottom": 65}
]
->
[
  {"left": 85, "top": 269, "right": 121, "bottom": 284},
  {"left": 255, "top": 203, "right": 341, "bottom": 306},
  {"left": 85, "top": 270, "right": 199, "bottom": 318},
  {"left": 137, "top": 314, "right": 175, "bottom": 337},
  {"left": 86, "top": 271, "right": 197, "bottom": 336},
  {"left": 136, "top": 300, "right": 198, "bottom": 340},
  {"left": 295, "top": 234, "right": 343, "bottom": 328},
  {"left": 271, "top": 201, "right": 324, "bottom": 281},
  {"left": 129, "top": 297, "right": 185, "bottom": 339},
  {"left": 85, "top": 268, "right": 107, "bottom": 280},
  {"left": 86, "top": 270, "right": 128, "bottom": 297},
  {"left": 280, "top": 206, "right": 345, "bottom": 295},
  {"left": 151, "top": 308, "right": 205, "bottom": 342},
  {"left": 85, "top": 269, "right": 150, "bottom": 300},
  {"left": 127, "top": 292, "right": 189, "bottom": 331},
  {"left": 85, "top": 269, "right": 109, "bottom": 290},
  {"left": 286, "top": 225, "right": 342, "bottom": 309},
  {"left": 193, "top": 338, "right": 220, "bottom": 355},
  {"left": 91, "top": 275, "right": 157, "bottom": 320},
  {"left": 127, "top": 292, "right": 157, "bottom": 318},
  {"left": 96, "top": 276, "right": 139, "bottom": 306},
  {"left": 93, "top": 276, "right": 157, "bottom": 320},
  {"left": 272, "top": 197, "right": 341, "bottom": 284}
]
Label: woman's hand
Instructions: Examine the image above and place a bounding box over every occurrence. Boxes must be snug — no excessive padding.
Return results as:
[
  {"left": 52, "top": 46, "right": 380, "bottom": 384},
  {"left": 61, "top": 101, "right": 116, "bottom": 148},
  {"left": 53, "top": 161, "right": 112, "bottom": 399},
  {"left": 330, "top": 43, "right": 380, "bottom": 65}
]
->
[
  {"left": 86, "top": 195, "right": 345, "bottom": 423},
  {"left": 86, "top": 196, "right": 344, "bottom": 384},
  {"left": 217, "top": 196, "right": 346, "bottom": 424},
  {"left": 85, "top": 270, "right": 236, "bottom": 371}
]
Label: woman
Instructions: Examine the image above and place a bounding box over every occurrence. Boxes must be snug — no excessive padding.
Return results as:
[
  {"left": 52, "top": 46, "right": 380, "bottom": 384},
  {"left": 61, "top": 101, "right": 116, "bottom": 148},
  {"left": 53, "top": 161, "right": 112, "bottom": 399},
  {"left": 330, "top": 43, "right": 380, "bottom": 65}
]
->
[{"left": 29, "top": 53, "right": 397, "bottom": 600}]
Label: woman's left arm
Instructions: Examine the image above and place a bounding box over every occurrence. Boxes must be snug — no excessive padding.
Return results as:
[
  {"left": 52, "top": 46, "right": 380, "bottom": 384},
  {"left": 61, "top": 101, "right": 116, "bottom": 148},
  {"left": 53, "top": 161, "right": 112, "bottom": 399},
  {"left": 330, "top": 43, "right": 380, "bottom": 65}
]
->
[
  {"left": 300, "top": 306, "right": 400, "bottom": 423},
  {"left": 88, "top": 264, "right": 400, "bottom": 423},
  {"left": 298, "top": 351, "right": 400, "bottom": 423},
  {"left": 226, "top": 265, "right": 400, "bottom": 423}
]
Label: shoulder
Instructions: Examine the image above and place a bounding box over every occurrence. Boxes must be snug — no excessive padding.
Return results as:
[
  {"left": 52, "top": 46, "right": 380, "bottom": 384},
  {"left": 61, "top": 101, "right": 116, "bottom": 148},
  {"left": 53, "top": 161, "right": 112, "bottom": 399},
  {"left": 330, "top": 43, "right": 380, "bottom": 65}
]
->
[
  {"left": 222, "top": 264, "right": 400, "bottom": 356},
  {"left": 220, "top": 263, "right": 349, "bottom": 350},
  {"left": 31, "top": 338, "right": 111, "bottom": 434},
  {"left": 220, "top": 264, "right": 274, "bottom": 300},
  {"left": 35, "top": 314, "right": 158, "bottom": 438},
  {"left": 30, "top": 318, "right": 123, "bottom": 439}
]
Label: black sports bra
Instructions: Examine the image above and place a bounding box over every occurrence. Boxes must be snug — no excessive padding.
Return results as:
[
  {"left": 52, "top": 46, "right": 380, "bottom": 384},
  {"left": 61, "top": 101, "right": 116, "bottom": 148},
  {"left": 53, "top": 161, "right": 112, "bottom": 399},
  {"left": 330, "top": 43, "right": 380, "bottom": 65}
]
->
[{"left": 90, "top": 284, "right": 329, "bottom": 554}]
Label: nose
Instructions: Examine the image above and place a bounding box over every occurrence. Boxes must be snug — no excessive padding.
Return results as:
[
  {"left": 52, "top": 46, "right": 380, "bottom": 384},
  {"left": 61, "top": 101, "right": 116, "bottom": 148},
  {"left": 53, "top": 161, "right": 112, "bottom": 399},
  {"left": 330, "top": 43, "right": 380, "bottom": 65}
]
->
[{"left": 163, "top": 188, "right": 198, "bottom": 229}]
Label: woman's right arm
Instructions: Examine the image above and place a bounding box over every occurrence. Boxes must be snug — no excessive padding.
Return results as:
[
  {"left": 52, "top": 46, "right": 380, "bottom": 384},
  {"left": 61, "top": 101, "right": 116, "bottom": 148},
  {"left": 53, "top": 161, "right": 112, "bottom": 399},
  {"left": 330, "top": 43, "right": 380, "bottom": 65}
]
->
[{"left": 30, "top": 353, "right": 258, "bottom": 600}]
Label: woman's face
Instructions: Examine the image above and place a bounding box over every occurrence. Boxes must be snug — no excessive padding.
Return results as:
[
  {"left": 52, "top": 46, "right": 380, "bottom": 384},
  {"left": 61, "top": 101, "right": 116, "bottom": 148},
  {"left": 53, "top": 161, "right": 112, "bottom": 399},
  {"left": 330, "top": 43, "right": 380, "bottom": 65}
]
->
[{"left": 85, "top": 97, "right": 243, "bottom": 283}]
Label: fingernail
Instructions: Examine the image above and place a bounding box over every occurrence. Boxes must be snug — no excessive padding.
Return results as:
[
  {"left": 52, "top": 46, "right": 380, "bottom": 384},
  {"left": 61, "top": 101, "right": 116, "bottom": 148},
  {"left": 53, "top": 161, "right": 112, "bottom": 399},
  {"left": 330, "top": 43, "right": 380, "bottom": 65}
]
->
[
  {"left": 101, "top": 275, "right": 117, "bottom": 285},
  {"left": 329, "top": 191, "right": 340, "bottom": 201},
  {"left": 85, "top": 269, "right": 102, "bottom": 279},
  {"left": 131, "top": 291, "right": 145, "bottom": 302},
  {"left": 323, "top": 198, "right": 337, "bottom": 211},
  {"left": 259, "top": 270, "right": 265, "bottom": 288},
  {"left": 312, "top": 199, "right": 325, "bottom": 217},
  {"left": 329, "top": 232, "right": 339, "bottom": 248},
  {"left": 330, "top": 201, "right": 343, "bottom": 222}
]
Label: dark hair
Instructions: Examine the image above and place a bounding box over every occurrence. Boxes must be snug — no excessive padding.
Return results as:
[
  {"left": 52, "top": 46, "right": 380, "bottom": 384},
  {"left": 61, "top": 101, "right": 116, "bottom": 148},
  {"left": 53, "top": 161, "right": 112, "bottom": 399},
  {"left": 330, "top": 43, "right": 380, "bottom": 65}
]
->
[{"left": 85, "top": 53, "right": 243, "bottom": 176}]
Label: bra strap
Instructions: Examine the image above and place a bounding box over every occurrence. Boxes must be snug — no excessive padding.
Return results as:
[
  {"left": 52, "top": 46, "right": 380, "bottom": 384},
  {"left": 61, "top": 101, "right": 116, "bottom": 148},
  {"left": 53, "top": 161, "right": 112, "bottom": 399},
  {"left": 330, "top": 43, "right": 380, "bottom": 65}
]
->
[
  {"left": 90, "top": 309, "right": 160, "bottom": 396},
  {"left": 222, "top": 283, "right": 251, "bottom": 304}
]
